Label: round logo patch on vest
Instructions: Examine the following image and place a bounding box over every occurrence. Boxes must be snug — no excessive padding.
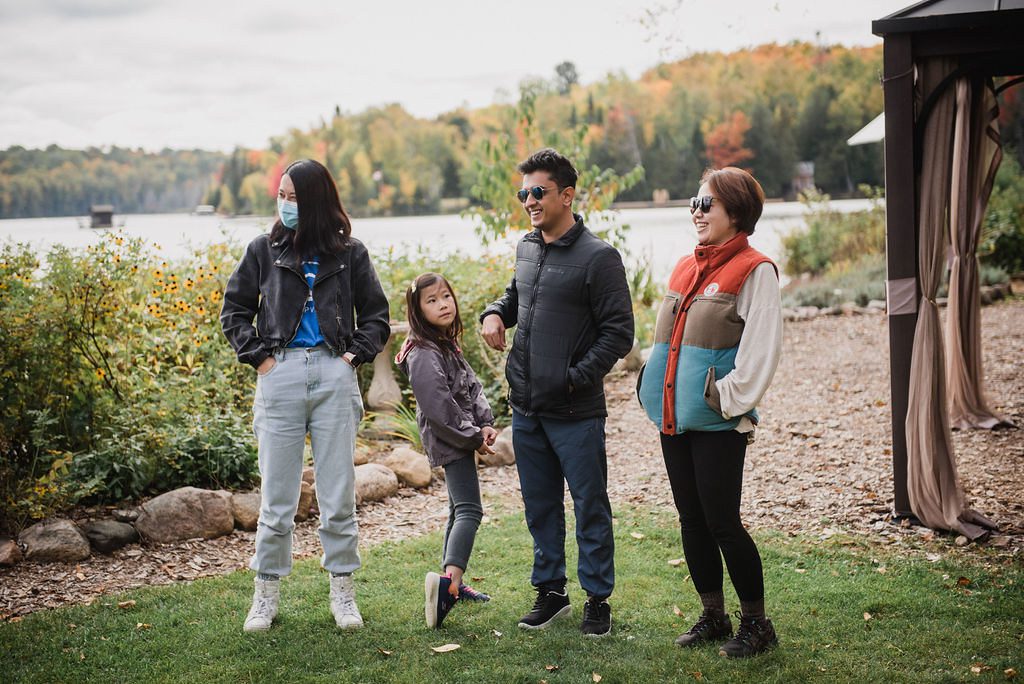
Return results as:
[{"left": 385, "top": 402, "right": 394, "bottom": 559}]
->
[{"left": 703, "top": 282, "right": 720, "bottom": 295}]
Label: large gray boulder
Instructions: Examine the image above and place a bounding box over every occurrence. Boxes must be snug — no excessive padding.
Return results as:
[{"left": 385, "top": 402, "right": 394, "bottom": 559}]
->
[
  {"left": 231, "top": 491, "right": 261, "bottom": 531},
  {"left": 613, "top": 338, "right": 644, "bottom": 373},
  {"left": 81, "top": 519, "right": 139, "bottom": 554},
  {"left": 354, "top": 463, "right": 399, "bottom": 503},
  {"left": 134, "top": 487, "right": 234, "bottom": 543},
  {"left": 20, "top": 519, "right": 90, "bottom": 562},
  {"left": 478, "top": 429, "right": 515, "bottom": 467},
  {"left": 0, "top": 538, "right": 23, "bottom": 566},
  {"left": 377, "top": 447, "right": 432, "bottom": 488}
]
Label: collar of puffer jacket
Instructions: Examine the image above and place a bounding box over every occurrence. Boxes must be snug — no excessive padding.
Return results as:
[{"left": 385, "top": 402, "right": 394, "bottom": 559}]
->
[{"left": 523, "top": 214, "right": 585, "bottom": 247}]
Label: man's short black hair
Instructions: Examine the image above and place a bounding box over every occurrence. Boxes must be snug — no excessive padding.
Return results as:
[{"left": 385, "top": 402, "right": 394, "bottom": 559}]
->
[{"left": 517, "top": 148, "right": 578, "bottom": 189}]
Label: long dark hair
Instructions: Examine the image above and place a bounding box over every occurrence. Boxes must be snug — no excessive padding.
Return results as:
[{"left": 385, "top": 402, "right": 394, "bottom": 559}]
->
[
  {"left": 404, "top": 272, "right": 463, "bottom": 354},
  {"left": 269, "top": 159, "right": 352, "bottom": 258}
]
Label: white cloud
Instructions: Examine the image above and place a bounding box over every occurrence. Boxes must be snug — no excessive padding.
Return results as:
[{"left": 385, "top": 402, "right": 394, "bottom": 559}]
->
[{"left": 0, "top": 0, "right": 896, "bottom": 151}]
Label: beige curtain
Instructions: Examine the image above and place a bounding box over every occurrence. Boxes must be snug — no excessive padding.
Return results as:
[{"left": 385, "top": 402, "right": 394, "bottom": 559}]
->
[
  {"left": 906, "top": 59, "right": 996, "bottom": 540},
  {"left": 947, "top": 76, "right": 1010, "bottom": 430}
]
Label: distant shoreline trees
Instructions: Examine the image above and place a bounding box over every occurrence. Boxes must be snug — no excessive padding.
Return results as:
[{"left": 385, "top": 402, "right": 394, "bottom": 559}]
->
[{"left": 4, "top": 42, "right": 1022, "bottom": 221}]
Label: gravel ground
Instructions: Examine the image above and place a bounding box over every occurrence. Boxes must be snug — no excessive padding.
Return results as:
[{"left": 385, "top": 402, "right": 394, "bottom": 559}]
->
[{"left": 2, "top": 299, "right": 1021, "bottom": 619}]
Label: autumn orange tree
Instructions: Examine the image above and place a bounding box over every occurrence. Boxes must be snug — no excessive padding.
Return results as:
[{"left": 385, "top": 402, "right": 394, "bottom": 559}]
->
[{"left": 705, "top": 110, "right": 754, "bottom": 171}]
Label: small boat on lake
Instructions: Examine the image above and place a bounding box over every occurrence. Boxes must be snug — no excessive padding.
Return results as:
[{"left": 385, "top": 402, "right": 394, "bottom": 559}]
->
[{"left": 77, "top": 205, "right": 125, "bottom": 229}]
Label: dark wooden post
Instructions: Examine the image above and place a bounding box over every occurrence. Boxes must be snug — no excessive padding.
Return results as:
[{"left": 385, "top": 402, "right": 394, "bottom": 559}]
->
[{"left": 881, "top": 34, "right": 917, "bottom": 517}]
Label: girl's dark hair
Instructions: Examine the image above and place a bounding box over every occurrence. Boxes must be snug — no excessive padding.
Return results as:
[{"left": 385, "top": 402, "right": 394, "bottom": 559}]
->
[
  {"left": 269, "top": 159, "right": 352, "bottom": 258},
  {"left": 700, "top": 166, "right": 765, "bottom": 235},
  {"left": 405, "top": 272, "right": 463, "bottom": 353}
]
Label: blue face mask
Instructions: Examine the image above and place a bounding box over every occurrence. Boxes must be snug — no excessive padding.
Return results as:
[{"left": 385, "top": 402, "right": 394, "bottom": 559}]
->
[{"left": 277, "top": 198, "right": 299, "bottom": 229}]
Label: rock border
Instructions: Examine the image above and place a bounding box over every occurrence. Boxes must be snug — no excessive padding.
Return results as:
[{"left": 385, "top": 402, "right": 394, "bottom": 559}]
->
[
  {"left": 782, "top": 282, "right": 1014, "bottom": 322},
  {"left": 5, "top": 433, "right": 514, "bottom": 569}
]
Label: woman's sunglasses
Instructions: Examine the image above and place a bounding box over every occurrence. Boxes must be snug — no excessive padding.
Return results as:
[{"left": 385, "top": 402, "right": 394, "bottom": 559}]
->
[
  {"left": 517, "top": 185, "right": 559, "bottom": 203},
  {"left": 689, "top": 196, "right": 715, "bottom": 214}
]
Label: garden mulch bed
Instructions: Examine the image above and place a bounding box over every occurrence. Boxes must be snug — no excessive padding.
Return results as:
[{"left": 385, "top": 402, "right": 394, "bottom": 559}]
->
[{"left": 2, "top": 299, "right": 1021, "bottom": 619}]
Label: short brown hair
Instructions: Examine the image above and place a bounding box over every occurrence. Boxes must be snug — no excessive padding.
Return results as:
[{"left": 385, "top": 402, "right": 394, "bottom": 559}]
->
[{"left": 701, "top": 167, "right": 765, "bottom": 235}]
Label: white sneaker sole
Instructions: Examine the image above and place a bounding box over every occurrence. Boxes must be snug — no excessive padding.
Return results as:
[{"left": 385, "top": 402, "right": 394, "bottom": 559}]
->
[
  {"left": 425, "top": 572, "right": 441, "bottom": 628},
  {"left": 517, "top": 603, "right": 572, "bottom": 630},
  {"left": 335, "top": 617, "right": 363, "bottom": 630}
]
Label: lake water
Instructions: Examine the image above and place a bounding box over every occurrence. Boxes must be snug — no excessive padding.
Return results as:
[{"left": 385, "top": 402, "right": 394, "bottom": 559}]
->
[{"left": 0, "top": 199, "right": 873, "bottom": 283}]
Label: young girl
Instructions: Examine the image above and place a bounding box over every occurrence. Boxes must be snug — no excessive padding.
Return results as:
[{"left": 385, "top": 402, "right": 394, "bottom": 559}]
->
[{"left": 395, "top": 272, "right": 498, "bottom": 629}]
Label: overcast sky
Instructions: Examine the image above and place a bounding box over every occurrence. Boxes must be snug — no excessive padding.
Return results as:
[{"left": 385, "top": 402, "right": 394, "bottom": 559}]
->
[{"left": 0, "top": 0, "right": 904, "bottom": 152}]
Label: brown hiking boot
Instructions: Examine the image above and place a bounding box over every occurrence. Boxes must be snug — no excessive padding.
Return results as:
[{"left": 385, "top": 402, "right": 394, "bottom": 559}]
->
[
  {"left": 719, "top": 614, "right": 778, "bottom": 658},
  {"left": 674, "top": 609, "right": 732, "bottom": 647}
]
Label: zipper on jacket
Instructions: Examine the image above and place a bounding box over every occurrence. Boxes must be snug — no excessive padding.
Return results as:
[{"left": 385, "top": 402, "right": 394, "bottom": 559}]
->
[
  {"left": 274, "top": 244, "right": 310, "bottom": 346},
  {"left": 522, "top": 242, "right": 549, "bottom": 414}
]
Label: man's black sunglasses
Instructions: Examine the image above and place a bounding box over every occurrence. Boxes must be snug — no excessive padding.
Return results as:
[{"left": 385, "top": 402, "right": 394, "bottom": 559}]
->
[
  {"left": 689, "top": 196, "right": 714, "bottom": 214},
  {"left": 517, "top": 185, "right": 559, "bottom": 203}
]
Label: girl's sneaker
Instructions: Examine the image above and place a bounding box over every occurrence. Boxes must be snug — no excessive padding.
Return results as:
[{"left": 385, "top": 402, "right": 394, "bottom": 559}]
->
[
  {"left": 425, "top": 572, "right": 459, "bottom": 628},
  {"left": 458, "top": 583, "right": 491, "bottom": 602}
]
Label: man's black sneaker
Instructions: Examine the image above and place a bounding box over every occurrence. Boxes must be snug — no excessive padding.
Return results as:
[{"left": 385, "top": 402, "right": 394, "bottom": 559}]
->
[
  {"left": 675, "top": 609, "right": 733, "bottom": 647},
  {"left": 517, "top": 587, "right": 571, "bottom": 629},
  {"left": 580, "top": 597, "right": 611, "bottom": 637},
  {"left": 719, "top": 614, "right": 778, "bottom": 658}
]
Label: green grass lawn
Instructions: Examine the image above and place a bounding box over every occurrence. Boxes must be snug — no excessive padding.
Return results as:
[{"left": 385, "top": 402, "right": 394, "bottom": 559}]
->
[{"left": 2, "top": 508, "right": 1021, "bottom": 683}]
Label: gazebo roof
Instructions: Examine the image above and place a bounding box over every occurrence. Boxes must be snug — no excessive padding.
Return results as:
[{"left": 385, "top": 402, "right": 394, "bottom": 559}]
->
[
  {"left": 874, "top": 0, "right": 1024, "bottom": 34},
  {"left": 873, "top": 0, "right": 1024, "bottom": 74}
]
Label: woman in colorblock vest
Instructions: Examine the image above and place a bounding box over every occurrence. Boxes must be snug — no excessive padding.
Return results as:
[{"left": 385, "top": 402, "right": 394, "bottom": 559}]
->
[{"left": 637, "top": 167, "right": 783, "bottom": 658}]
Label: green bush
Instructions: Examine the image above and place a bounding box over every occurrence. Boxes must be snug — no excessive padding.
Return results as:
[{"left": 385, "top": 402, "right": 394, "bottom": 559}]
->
[
  {"left": 782, "top": 253, "right": 887, "bottom": 308},
  {"left": 781, "top": 186, "right": 886, "bottom": 278},
  {"left": 0, "top": 233, "right": 257, "bottom": 532},
  {"left": 980, "top": 155, "right": 1024, "bottom": 274}
]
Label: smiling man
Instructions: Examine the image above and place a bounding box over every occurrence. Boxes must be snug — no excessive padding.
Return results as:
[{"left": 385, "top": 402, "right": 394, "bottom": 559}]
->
[{"left": 480, "top": 147, "right": 634, "bottom": 638}]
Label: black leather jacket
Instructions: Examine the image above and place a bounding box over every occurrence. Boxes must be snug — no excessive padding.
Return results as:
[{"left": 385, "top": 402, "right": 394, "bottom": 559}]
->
[
  {"left": 481, "top": 217, "right": 634, "bottom": 419},
  {"left": 220, "top": 233, "right": 390, "bottom": 369}
]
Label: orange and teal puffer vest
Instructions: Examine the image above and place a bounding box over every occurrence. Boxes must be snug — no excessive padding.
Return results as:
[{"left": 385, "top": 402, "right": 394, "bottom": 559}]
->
[{"left": 638, "top": 233, "right": 773, "bottom": 434}]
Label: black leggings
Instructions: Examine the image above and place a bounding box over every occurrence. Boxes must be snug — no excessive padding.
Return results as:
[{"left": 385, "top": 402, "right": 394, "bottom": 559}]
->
[{"left": 660, "top": 430, "right": 764, "bottom": 602}]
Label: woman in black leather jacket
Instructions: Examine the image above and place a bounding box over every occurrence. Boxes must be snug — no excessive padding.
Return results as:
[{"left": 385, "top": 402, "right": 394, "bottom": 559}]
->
[{"left": 220, "top": 159, "right": 389, "bottom": 633}]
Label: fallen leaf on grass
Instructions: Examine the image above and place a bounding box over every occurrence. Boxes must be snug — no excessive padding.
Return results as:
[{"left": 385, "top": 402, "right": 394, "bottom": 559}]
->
[
  {"left": 377, "top": 648, "right": 392, "bottom": 657},
  {"left": 863, "top": 612, "right": 872, "bottom": 621},
  {"left": 957, "top": 577, "right": 972, "bottom": 587},
  {"left": 491, "top": 630, "right": 503, "bottom": 638},
  {"left": 876, "top": 567, "right": 887, "bottom": 574},
  {"left": 1004, "top": 667, "right": 1017, "bottom": 679},
  {"left": 630, "top": 532, "right": 645, "bottom": 540},
  {"left": 667, "top": 558, "right": 684, "bottom": 567},
  {"left": 691, "top": 672, "right": 704, "bottom": 681},
  {"left": 971, "top": 662, "right": 992, "bottom": 674},
  {"left": 545, "top": 665, "right": 560, "bottom": 671},
  {"left": 431, "top": 643, "right": 460, "bottom": 653},
  {"left": 795, "top": 568, "right": 807, "bottom": 574},
  {"left": 136, "top": 623, "right": 151, "bottom": 630},
  {"left": 593, "top": 674, "right": 602, "bottom": 683},
  {"left": 117, "top": 600, "right": 136, "bottom": 609},
  {"left": 9, "top": 617, "right": 22, "bottom": 623},
  {"left": 471, "top": 576, "right": 485, "bottom": 582},
  {"left": 673, "top": 605, "right": 683, "bottom": 616}
]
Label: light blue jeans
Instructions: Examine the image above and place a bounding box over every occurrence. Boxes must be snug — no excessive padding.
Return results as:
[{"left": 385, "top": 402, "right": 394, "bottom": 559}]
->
[{"left": 251, "top": 345, "right": 363, "bottom": 577}]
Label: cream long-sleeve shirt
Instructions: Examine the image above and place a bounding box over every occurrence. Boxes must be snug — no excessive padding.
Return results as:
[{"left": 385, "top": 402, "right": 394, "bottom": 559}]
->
[{"left": 706, "top": 261, "right": 783, "bottom": 433}]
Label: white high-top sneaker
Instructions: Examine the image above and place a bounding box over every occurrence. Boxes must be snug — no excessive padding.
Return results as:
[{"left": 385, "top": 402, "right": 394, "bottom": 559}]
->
[
  {"left": 243, "top": 577, "right": 280, "bottom": 633},
  {"left": 329, "top": 574, "right": 364, "bottom": 629}
]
